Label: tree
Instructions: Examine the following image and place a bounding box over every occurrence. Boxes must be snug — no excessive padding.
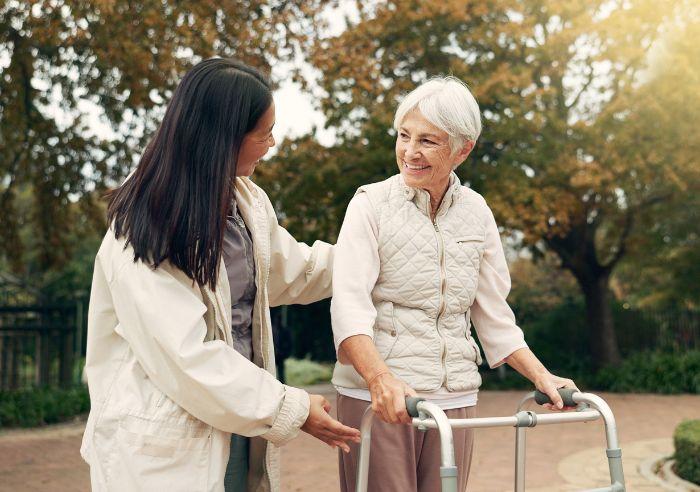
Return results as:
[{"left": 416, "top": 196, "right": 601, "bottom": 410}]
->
[
  {"left": 264, "top": 0, "right": 700, "bottom": 368},
  {"left": 0, "top": 0, "right": 323, "bottom": 281}
]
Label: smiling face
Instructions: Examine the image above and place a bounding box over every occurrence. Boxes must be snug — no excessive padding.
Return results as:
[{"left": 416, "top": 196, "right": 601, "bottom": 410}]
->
[
  {"left": 237, "top": 101, "right": 276, "bottom": 176},
  {"left": 395, "top": 108, "right": 473, "bottom": 200}
]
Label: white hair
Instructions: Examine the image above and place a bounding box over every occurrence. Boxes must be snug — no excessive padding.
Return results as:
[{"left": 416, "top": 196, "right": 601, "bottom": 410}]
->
[{"left": 393, "top": 76, "right": 482, "bottom": 155}]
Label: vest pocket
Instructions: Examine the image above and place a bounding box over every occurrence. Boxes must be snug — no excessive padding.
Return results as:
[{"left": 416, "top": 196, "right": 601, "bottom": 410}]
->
[
  {"left": 373, "top": 302, "right": 399, "bottom": 361},
  {"left": 454, "top": 234, "right": 485, "bottom": 244},
  {"left": 464, "top": 312, "right": 483, "bottom": 366}
]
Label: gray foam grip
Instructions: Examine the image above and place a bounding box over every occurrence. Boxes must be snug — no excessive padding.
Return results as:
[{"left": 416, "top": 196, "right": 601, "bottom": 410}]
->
[
  {"left": 405, "top": 397, "right": 426, "bottom": 418},
  {"left": 534, "top": 388, "right": 577, "bottom": 407}
]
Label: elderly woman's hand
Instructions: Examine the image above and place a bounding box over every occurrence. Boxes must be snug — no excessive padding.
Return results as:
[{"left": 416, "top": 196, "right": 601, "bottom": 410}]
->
[
  {"left": 534, "top": 373, "right": 579, "bottom": 411},
  {"left": 368, "top": 372, "right": 417, "bottom": 424}
]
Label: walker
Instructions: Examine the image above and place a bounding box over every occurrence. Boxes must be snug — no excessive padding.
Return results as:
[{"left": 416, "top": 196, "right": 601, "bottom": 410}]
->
[{"left": 355, "top": 388, "right": 625, "bottom": 492}]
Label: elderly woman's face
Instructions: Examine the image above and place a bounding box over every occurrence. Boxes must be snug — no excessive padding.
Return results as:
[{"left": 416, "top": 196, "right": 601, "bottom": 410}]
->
[{"left": 395, "top": 109, "right": 465, "bottom": 193}]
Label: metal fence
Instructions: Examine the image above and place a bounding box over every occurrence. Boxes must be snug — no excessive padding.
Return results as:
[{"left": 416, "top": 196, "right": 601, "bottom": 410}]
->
[
  {"left": 616, "top": 308, "right": 700, "bottom": 355},
  {"left": 0, "top": 301, "right": 86, "bottom": 391},
  {"left": 0, "top": 299, "right": 698, "bottom": 391}
]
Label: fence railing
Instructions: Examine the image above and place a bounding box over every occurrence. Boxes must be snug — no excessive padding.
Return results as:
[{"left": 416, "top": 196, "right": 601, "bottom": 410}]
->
[{"left": 0, "top": 303, "right": 86, "bottom": 391}]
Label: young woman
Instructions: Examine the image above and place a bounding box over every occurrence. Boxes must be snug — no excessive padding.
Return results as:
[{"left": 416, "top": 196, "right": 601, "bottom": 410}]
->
[{"left": 80, "top": 58, "right": 359, "bottom": 492}]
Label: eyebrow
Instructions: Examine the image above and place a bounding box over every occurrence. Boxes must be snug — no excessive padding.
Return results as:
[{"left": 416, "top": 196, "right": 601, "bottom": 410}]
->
[{"left": 399, "top": 127, "right": 443, "bottom": 140}]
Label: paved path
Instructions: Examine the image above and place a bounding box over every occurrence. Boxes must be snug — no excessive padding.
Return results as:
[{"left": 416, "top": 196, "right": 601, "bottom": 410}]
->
[{"left": 0, "top": 387, "right": 698, "bottom": 491}]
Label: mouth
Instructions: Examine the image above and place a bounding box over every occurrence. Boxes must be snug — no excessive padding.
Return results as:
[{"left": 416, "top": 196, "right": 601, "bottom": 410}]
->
[{"left": 402, "top": 161, "right": 430, "bottom": 172}]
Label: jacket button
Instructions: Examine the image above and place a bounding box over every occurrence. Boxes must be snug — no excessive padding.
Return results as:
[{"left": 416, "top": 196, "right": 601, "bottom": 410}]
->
[{"left": 390, "top": 330, "right": 397, "bottom": 337}]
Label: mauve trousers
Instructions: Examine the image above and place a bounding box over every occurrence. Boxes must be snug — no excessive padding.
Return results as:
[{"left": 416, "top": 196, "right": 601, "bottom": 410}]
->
[{"left": 337, "top": 393, "right": 477, "bottom": 492}]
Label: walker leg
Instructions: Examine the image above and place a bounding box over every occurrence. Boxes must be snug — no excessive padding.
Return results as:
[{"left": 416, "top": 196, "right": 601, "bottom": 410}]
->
[
  {"left": 514, "top": 426, "right": 526, "bottom": 492},
  {"left": 355, "top": 407, "right": 374, "bottom": 492}
]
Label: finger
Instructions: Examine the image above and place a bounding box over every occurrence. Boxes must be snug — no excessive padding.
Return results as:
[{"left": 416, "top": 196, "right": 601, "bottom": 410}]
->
[
  {"left": 393, "top": 391, "right": 410, "bottom": 424},
  {"left": 404, "top": 384, "right": 418, "bottom": 397},
  {"left": 331, "top": 439, "right": 351, "bottom": 453},
  {"left": 384, "top": 396, "right": 399, "bottom": 424},
  {"left": 545, "top": 387, "right": 563, "bottom": 410},
  {"left": 321, "top": 397, "right": 331, "bottom": 413},
  {"left": 324, "top": 417, "right": 362, "bottom": 439},
  {"left": 374, "top": 395, "right": 391, "bottom": 423}
]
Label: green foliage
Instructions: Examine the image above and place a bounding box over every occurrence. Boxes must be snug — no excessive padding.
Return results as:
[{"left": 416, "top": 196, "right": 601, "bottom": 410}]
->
[
  {"left": 284, "top": 358, "right": 334, "bottom": 387},
  {"left": 0, "top": 385, "right": 90, "bottom": 428},
  {"left": 0, "top": 0, "right": 323, "bottom": 275},
  {"left": 596, "top": 351, "right": 700, "bottom": 394},
  {"left": 276, "top": 0, "right": 700, "bottom": 368},
  {"left": 674, "top": 420, "right": 700, "bottom": 485},
  {"left": 482, "top": 350, "right": 700, "bottom": 393}
]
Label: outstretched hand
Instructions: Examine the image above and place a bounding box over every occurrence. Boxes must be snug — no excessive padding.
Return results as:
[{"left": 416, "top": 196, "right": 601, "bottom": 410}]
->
[{"left": 301, "top": 394, "right": 361, "bottom": 452}]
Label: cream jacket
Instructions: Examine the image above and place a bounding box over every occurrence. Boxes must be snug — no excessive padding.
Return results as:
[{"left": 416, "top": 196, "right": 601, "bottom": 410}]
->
[
  {"left": 80, "top": 177, "right": 333, "bottom": 492},
  {"left": 332, "top": 173, "right": 527, "bottom": 392}
]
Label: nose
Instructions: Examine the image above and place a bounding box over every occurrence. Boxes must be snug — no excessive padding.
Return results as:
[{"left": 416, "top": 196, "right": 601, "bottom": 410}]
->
[
  {"left": 404, "top": 139, "right": 421, "bottom": 160},
  {"left": 268, "top": 133, "right": 276, "bottom": 148}
]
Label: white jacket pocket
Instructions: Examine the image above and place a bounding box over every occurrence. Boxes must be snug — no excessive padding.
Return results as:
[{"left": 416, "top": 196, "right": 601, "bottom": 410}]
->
[{"left": 106, "top": 413, "right": 212, "bottom": 491}]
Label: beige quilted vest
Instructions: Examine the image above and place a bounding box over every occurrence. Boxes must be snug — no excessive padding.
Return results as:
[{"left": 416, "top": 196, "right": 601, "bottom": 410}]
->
[{"left": 333, "top": 173, "right": 486, "bottom": 392}]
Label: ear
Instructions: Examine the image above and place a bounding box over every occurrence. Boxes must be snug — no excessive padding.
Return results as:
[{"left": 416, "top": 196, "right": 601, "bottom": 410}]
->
[{"left": 454, "top": 140, "right": 475, "bottom": 164}]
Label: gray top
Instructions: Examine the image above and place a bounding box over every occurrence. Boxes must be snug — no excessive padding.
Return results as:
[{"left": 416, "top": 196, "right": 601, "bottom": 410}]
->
[{"left": 222, "top": 202, "right": 256, "bottom": 361}]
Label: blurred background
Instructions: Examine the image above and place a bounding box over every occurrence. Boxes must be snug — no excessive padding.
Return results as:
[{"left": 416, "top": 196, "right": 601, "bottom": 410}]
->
[{"left": 0, "top": 0, "right": 699, "bottom": 429}]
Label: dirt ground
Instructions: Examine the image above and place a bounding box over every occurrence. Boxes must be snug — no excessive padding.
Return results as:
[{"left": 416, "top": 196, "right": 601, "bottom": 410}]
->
[{"left": 0, "top": 386, "right": 698, "bottom": 491}]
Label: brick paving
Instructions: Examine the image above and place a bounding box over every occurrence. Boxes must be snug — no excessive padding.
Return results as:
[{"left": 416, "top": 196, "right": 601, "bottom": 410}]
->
[{"left": 1, "top": 386, "right": 698, "bottom": 491}]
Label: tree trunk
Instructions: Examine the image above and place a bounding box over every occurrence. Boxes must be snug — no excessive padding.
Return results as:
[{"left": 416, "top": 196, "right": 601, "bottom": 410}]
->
[{"left": 579, "top": 272, "right": 622, "bottom": 369}]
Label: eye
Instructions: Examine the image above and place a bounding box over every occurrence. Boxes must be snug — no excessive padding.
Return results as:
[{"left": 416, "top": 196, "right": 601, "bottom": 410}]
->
[
  {"left": 399, "top": 131, "right": 409, "bottom": 140},
  {"left": 422, "top": 138, "right": 436, "bottom": 145}
]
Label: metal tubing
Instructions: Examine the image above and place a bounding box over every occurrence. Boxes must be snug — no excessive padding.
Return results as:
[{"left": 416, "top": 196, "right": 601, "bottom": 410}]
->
[
  {"left": 573, "top": 394, "right": 619, "bottom": 449},
  {"left": 355, "top": 406, "right": 375, "bottom": 492},
  {"left": 411, "top": 410, "right": 601, "bottom": 429},
  {"left": 514, "top": 427, "right": 526, "bottom": 492},
  {"left": 573, "top": 394, "right": 625, "bottom": 491},
  {"left": 516, "top": 391, "right": 625, "bottom": 492},
  {"left": 415, "top": 401, "right": 458, "bottom": 492}
]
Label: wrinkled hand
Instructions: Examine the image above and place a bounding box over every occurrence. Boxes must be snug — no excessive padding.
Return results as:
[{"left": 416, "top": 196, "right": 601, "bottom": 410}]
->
[
  {"left": 301, "top": 394, "right": 360, "bottom": 452},
  {"left": 368, "top": 372, "right": 417, "bottom": 424},
  {"left": 535, "top": 373, "right": 579, "bottom": 411}
]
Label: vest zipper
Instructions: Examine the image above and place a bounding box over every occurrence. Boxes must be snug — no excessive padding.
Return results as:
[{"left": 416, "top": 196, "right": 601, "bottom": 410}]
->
[{"left": 433, "top": 217, "right": 448, "bottom": 387}]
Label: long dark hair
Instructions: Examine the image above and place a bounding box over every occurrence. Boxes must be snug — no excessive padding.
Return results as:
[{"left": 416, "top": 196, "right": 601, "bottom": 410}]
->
[{"left": 107, "top": 58, "right": 272, "bottom": 290}]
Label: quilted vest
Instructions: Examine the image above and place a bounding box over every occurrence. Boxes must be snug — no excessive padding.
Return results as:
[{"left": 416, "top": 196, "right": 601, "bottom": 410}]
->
[{"left": 332, "top": 173, "right": 486, "bottom": 392}]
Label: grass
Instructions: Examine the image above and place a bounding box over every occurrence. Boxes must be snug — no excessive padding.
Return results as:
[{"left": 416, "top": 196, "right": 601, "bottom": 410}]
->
[{"left": 285, "top": 357, "right": 334, "bottom": 387}]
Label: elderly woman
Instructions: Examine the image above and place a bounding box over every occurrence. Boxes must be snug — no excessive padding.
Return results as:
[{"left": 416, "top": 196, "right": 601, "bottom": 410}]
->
[{"left": 331, "top": 77, "right": 577, "bottom": 492}]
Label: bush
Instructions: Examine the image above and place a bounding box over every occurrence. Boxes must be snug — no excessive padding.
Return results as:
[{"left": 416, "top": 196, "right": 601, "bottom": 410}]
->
[
  {"left": 481, "top": 350, "right": 700, "bottom": 394},
  {"left": 285, "top": 358, "right": 334, "bottom": 387},
  {"left": 595, "top": 350, "right": 700, "bottom": 394},
  {"left": 674, "top": 420, "right": 700, "bottom": 485},
  {"left": 0, "top": 385, "right": 90, "bottom": 428}
]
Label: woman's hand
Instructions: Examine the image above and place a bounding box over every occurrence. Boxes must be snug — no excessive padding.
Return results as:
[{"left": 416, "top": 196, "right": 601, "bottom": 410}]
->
[
  {"left": 368, "top": 372, "right": 417, "bottom": 424},
  {"left": 534, "top": 373, "right": 578, "bottom": 411},
  {"left": 301, "top": 394, "right": 361, "bottom": 452}
]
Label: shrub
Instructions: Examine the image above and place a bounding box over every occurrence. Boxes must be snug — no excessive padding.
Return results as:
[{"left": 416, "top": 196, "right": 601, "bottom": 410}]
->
[
  {"left": 481, "top": 350, "right": 700, "bottom": 394},
  {"left": 674, "top": 419, "right": 700, "bottom": 485},
  {"left": 0, "top": 385, "right": 90, "bottom": 428},
  {"left": 595, "top": 350, "right": 700, "bottom": 394},
  {"left": 285, "top": 357, "right": 334, "bottom": 387}
]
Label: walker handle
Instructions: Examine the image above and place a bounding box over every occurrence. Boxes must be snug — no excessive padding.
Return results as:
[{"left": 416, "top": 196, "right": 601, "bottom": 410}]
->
[
  {"left": 534, "top": 388, "right": 577, "bottom": 407},
  {"left": 405, "top": 397, "right": 426, "bottom": 418}
]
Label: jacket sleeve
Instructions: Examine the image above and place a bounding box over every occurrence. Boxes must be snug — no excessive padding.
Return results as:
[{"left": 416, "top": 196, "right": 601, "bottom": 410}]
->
[
  {"left": 470, "top": 201, "right": 528, "bottom": 368},
  {"left": 263, "top": 193, "right": 334, "bottom": 307},
  {"left": 107, "top": 255, "right": 310, "bottom": 446}
]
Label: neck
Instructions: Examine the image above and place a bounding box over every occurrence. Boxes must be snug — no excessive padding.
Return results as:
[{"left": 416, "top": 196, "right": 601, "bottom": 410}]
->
[{"left": 426, "top": 178, "right": 450, "bottom": 217}]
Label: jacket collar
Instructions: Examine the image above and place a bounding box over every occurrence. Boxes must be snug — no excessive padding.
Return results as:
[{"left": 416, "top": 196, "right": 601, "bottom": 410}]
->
[{"left": 400, "top": 172, "right": 461, "bottom": 217}]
